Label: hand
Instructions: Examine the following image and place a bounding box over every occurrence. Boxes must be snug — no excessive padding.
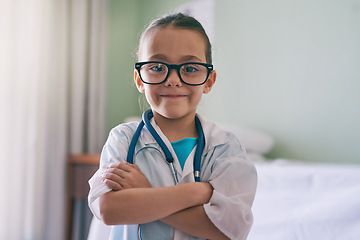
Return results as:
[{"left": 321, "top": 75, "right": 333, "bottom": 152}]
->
[{"left": 102, "top": 162, "right": 151, "bottom": 191}]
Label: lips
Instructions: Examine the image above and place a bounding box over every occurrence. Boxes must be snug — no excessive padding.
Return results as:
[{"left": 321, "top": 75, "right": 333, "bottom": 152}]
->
[{"left": 160, "top": 94, "right": 186, "bottom": 98}]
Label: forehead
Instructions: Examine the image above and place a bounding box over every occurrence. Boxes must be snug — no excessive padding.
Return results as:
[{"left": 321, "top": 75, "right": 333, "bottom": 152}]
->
[{"left": 140, "top": 27, "right": 207, "bottom": 63}]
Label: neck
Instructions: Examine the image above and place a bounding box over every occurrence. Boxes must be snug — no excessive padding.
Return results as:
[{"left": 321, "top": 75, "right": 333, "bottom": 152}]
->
[{"left": 153, "top": 112, "right": 198, "bottom": 142}]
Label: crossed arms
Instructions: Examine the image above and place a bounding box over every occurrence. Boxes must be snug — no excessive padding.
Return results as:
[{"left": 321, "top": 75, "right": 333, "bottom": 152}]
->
[{"left": 99, "top": 163, "right": 229, "bottom": 240}]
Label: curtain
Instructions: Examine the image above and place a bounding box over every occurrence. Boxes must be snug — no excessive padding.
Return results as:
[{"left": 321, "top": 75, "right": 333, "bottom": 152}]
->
[{"left": 0, "top": 0, "right": 108, "bottom": 239}]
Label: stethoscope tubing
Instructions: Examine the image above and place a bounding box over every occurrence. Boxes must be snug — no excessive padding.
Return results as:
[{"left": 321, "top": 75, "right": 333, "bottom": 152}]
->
[
  {"left": 127, "top": 109, "right": 204, "bottom": 183},
  {"left": 127, "top": 109, "right": 205, "bottom": 239}
]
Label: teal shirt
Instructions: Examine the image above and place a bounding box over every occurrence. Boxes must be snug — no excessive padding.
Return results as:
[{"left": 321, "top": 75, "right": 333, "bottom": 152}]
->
[{"left": 171, "top": 138, "right": 198, "bottom": 170}]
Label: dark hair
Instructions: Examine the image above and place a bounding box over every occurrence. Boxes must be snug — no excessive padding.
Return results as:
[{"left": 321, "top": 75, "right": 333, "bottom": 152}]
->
[{"left": 137, "top": 13, "right": 212, "bottom": 64}]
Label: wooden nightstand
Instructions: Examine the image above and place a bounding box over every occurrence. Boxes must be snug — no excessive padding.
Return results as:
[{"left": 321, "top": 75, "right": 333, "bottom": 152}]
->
[{"left": 66, "top": 154, "right": 100, "bottom": 240}]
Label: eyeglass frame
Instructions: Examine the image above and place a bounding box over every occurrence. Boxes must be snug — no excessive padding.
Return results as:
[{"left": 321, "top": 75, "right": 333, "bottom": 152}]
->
[{"left": 135, "top": 61, "right": 214, "bottom": 86}]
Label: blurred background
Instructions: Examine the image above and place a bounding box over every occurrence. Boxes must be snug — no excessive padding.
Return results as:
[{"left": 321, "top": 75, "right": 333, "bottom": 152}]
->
[{"left": 1, "top": 0, "right": 359, "bottom": 239}]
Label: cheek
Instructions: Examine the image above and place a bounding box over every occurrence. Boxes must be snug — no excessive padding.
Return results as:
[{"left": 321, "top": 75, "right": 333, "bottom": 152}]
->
[
  {"left": 143, "top": 86, "right": 158, "bottom": 104},
  {"left": 144, "top": 89, "right": 152, "bottom": 103},
  {"left": 191, "top": 88, "right": 205, "bottom": 103}
]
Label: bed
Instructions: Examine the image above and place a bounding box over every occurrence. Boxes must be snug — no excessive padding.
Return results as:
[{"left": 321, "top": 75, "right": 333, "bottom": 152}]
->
[
  {"left": 221, "top": 123, "right": 360, "bottom": 240},
  {"left": 86, "top": 123, "right": 360, "bottom": 240},
  {"left": 248, "top": 159, "right": 360, "bottom": 240}
]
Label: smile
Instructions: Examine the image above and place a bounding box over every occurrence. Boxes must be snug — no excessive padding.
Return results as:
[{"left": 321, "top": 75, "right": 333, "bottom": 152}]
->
[{"left": 160, "top": 95, "right": 187, "bottom": 98}]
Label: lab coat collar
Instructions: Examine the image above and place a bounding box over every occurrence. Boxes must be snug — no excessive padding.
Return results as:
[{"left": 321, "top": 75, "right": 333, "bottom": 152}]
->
[
  {"left": 138, "top": 113, "right": 230, "bottom": 182},
  {"left": 196, "top": 114, "right": 230, "bottom": 152},
  {"left": 139, "top": 113, "right": 230, "bottom": 155}
]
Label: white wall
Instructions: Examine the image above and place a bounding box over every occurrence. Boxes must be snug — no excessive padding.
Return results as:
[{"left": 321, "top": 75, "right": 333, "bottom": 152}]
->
[
  {"left": 200, "top": 0, "right": 360, "bottom": 163},
  {"left": 106, "top": 0, "right": 194, "bottom": 131},
  {"left": 107, "top": 0, "right": 360, "bottom": 163}
]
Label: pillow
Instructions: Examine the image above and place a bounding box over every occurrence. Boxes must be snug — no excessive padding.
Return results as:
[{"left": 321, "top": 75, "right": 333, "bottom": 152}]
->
[
  {"left": 124, "top": 117, "right": 274, "bottom": 157},
  {"left": 216, "top": 122, "right": 274, "bottom": 155},
  {"left": 246, "top": 152, "right": 269, "bottom": 162}
]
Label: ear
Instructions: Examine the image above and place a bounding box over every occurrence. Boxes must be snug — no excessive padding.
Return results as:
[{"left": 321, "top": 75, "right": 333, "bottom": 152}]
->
[
  {"left": 134, "top": 69, "right": 145, "bottom": 93},
  {"left": 203, "top": 70, "right": 216, "bottom": 94}
]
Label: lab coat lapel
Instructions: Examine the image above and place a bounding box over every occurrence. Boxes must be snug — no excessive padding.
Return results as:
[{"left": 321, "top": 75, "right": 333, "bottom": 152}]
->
[
  {"left": 180, "top": 147, "right": 196, "bottom": 183},
  {"left": 148, "top": 118, "right": 197, "bottom": 183},
  {"left": 197, "top": 114, "right": 229, "bottom": 152},
  {"left": 141, "top": 114, "right": 230, "bottom": 184},
  {"left": 146, "top": 118, "right": 183, "bottom": 181}
]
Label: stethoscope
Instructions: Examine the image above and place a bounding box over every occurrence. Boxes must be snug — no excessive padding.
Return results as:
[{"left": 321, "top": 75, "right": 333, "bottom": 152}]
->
[
  {"left": 126, "top": 109, "right": 205, "bottom": 183},
  {"left": 126, "top": 109, "right": 205, "bottom": 239}
]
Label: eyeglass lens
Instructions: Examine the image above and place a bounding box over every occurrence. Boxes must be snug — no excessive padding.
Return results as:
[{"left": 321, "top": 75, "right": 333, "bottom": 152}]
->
[{"left": 140, "top": 63, "right": 209, "bottom": 85}]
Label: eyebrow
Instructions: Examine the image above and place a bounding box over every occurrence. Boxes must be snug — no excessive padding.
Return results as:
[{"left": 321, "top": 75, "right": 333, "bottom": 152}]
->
[
  {"left": 148, "top": 54, "right": 203, "bottom": 63},
  {"left": 181, "top": 55, "right": 203, "bottom": 62},
  {"left": 148, "top": 54, "right": 168, "bottom": 62}
]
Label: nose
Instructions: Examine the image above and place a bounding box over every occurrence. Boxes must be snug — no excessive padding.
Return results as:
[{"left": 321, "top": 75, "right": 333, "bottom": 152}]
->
[{"left": 164, "top": 69, "right": 182, "bottom": 87}]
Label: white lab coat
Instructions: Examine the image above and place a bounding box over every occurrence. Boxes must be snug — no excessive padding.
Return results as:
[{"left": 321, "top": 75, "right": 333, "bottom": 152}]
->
[{"left": 88, "top": 114, "right": 257, "bottom": 240}]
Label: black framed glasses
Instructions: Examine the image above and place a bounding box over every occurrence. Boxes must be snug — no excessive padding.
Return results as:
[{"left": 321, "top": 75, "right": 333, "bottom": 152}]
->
[{"left": 135, "top": 61, "right": 214, "bottom": 86}]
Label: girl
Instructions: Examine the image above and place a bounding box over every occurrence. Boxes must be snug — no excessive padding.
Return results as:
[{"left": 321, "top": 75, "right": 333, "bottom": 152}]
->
[{"left": 88, "top": 13, "right": 257, "bottom": 240}]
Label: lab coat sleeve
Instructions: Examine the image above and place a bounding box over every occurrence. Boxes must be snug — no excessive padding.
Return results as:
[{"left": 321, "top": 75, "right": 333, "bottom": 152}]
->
[
  {"left": 88, "top": 124, "right": 134, "bottom": 220},
  {"left": 203, "top": 134, "right": 257, "bottom": 240}
]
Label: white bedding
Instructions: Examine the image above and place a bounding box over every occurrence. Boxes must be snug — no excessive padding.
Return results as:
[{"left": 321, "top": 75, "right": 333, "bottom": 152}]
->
[
  {"left": 248, "top": 159, "right": 360, "bottom": 240},
  {"left": 87, "top": 159, "right": 360, "bottom": 240}
]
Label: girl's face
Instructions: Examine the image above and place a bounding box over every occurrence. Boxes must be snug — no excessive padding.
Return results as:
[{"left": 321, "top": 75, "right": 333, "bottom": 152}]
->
[{"left": 134, "top": 27, "right": 216, "bottom": 121}]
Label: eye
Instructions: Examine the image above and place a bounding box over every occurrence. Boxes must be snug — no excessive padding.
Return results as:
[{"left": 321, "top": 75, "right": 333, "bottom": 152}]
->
[
  {"left": 182, "top": 64, "right": 199, "bottom": 73},
  {"left": 149, "top": 64, "right": 166, "bottom": 72}
]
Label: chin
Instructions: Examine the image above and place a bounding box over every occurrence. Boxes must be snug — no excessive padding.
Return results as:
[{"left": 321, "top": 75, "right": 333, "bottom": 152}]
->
[{"left": 155, "top": 108, "right": 195, "bottom": 120}]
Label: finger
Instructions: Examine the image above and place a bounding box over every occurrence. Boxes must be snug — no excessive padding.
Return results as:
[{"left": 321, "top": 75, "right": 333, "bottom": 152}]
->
[
  {"left": 103, "top": 178, "right": 123, "bottom": 191},
  {"left": 105, "top": 166, "right": 128, "bottom": 178},
  {"left": 103, "top": 171, "right": 124, "bottom": 183},
  {"left": 131, "top": 164, "right": 141, "bottom": 171},
  {"left": 103, "top": 170, "right": 134, "bottom": 189},
  {"left": 117, "top": 162, "right": 136, "bottom": 173},
  {"left": 107, "top": 161, "right": 129, "bottom": 169}
]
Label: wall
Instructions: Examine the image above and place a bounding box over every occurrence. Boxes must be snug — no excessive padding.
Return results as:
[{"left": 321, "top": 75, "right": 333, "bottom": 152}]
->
[
  {"left": 107, "top": 0, "right": 360, "bottom": 163},
  {"left": 207, "top": 0, "right": 360, "bottom": 163},
  {"left": 106, "top": 0, "right": 193, "bottom": 132},
  {"left": 106, "top": 0, "right": 140, "bottom": 132}
]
